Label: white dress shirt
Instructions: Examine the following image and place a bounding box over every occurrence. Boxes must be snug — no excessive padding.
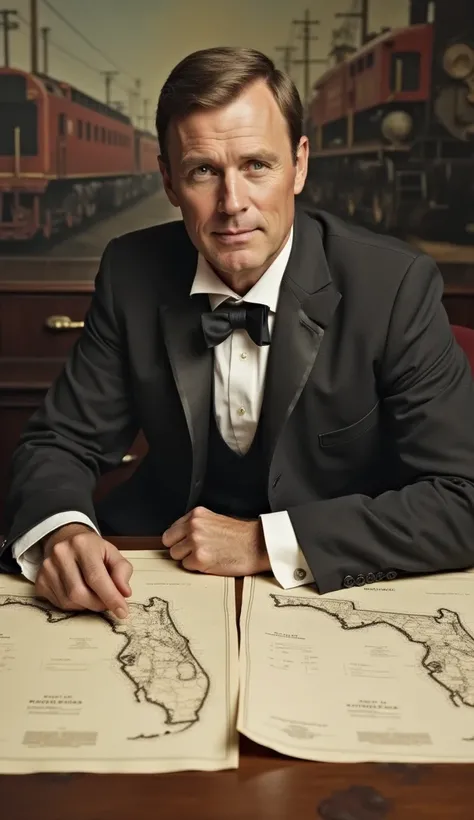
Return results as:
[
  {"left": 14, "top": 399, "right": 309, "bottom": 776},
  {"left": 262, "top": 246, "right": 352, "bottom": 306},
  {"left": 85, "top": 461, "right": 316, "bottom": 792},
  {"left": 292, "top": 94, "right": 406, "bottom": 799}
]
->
[{"left": 11, "top": 226, "right": 314, "bottom": 589}]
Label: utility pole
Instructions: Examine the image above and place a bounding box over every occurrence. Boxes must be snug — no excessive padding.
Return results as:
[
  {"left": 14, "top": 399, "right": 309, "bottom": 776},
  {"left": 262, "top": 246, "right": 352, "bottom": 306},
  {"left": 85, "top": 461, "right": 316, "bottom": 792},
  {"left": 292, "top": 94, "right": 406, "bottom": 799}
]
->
[
  {"left": 101, "top": 70, "right": 118, "bottom": 106},
  {"left": 40, "top": 26, "right": 50, "bottom": 74},
  {"left": 335, "top": 0, "right": 369, "bottom": 47},
  {"left": 128, "top": 77, "right": 141, "bottom": 124},
  {"left": 0, "top": 9, "right": 19, "bottom": 67},
  {"left": 30, "top": 0, "right": 38, "bottom": 73},
  {"left": 138, "top": 99, "right": 151, "bottom": 130},
  {"left": 275, "top": 45, "right": 297, "bottom": 76},
  {"left": 292, "top": 9, "right": 327, "bottom": 107}
]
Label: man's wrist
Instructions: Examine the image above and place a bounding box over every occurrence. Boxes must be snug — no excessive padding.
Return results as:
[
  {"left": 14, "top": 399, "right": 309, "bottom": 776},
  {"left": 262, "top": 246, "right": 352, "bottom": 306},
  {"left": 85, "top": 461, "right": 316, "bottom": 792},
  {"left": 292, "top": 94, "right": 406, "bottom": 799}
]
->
[
  {"left": 41, "top": 523, "right": 95, "bottom": 556},
  {"left": 254, "top": 519, "right": 271, "bottom": 573}
]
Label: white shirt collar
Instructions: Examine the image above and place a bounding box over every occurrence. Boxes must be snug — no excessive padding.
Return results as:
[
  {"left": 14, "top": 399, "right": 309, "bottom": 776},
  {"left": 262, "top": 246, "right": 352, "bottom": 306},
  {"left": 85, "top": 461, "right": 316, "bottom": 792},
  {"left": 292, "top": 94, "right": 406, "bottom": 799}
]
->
[{"left": 189, "top": 226, "right": 294, "bottom": 312}]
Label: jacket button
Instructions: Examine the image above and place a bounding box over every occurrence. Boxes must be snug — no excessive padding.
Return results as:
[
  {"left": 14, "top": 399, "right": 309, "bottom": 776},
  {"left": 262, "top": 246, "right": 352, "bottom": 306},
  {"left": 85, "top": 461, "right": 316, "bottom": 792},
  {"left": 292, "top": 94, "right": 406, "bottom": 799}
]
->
[
  {"left": 343, "top": 575, "right": 355, "bottom": 588},
  {"left": 386, "top": 570, "right": 397, "bottom": 581},
  {"left": 375, "top": 571, "right": 385, "bottom": 581},
  {"left": 355, "top": 574, "right": 366, "bottom": 586},
  {"left": 366, "top": 573, "right": 375, "bottom": 583}
]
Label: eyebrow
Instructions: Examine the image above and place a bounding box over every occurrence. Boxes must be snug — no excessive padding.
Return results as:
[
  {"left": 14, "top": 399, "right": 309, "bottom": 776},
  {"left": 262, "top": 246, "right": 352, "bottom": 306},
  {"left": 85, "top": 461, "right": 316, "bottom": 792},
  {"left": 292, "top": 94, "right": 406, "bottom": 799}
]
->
[{"left": 180, "top": 150, "right": 279, "bottom": 171}]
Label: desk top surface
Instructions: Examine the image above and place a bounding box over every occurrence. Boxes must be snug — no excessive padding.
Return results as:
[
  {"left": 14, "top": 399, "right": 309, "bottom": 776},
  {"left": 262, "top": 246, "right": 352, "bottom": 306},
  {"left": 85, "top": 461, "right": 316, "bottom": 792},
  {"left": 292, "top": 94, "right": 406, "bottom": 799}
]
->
[{"left": 0, "top": 536, "right": 472, "bottom": 820}]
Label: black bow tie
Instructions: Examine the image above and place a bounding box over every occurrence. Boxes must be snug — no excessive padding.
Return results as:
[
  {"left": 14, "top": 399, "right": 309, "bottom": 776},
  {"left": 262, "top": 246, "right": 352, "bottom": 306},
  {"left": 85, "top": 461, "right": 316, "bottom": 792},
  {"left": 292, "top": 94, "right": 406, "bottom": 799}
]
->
[{"left": 201, "top": 301, "right": 271, "bottom": 348}]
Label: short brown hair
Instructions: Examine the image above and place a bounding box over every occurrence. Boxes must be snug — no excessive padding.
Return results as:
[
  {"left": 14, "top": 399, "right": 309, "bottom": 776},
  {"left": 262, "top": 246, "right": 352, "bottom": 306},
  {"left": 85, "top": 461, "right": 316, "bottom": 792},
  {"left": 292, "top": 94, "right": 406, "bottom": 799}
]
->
[{"left": 156, "top": 46, "right": 303, "bottom": 167}]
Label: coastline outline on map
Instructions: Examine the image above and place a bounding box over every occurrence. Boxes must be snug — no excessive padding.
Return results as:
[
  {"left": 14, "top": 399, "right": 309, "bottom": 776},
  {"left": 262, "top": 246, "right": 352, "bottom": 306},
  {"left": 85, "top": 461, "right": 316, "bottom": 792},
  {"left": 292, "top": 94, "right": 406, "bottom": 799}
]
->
[
  {"left": 0, "top": 593, "right": 210, "bottom": 739},
  {"left": 270, "top": 593, "right": 474, "bottom": 709}
]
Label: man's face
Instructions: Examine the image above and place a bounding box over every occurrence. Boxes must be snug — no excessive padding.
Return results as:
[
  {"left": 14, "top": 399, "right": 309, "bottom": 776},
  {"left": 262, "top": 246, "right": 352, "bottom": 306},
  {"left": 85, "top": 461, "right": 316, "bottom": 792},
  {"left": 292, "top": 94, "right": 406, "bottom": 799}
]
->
[{"left": 160, "top": 79, "right": 308, "bottom": 286}]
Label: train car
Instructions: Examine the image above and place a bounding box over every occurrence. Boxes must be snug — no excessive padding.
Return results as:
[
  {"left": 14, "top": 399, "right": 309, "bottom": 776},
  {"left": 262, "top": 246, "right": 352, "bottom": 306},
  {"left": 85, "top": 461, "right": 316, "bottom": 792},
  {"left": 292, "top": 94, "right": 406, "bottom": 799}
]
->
[
  {"left": 303, "top": 0, "right": 474, "bottom": 235},
  {"left": 0, "top": 68, "right": 160, "bottom": 241}
]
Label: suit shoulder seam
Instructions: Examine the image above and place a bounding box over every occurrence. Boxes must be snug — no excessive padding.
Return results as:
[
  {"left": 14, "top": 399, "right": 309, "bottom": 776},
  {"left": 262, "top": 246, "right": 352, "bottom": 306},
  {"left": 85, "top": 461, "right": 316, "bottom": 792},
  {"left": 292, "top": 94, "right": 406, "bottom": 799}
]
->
[{"left": 325, "top": 230, "right": 419, "bottom": 260}]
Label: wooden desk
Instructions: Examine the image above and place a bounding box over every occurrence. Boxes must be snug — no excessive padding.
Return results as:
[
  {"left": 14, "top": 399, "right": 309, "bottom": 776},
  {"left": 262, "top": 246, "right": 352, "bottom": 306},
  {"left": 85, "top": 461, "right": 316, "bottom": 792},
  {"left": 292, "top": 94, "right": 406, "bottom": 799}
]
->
[{"left": 0, "top": 536, "right": 473, "bottom": 819}]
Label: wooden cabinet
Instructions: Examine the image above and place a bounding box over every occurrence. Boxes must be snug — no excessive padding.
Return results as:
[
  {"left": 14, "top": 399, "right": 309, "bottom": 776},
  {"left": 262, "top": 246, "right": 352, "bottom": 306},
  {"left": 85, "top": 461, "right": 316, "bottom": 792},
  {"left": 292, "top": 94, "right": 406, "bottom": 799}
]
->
[{"left": 0, "top": 261, "right": 147, "bottom": 529}]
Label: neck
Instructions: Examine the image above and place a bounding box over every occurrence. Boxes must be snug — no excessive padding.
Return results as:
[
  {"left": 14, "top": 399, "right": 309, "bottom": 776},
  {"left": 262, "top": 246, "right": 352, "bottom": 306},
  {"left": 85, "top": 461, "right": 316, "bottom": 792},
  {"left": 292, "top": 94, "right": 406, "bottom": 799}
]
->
[{"left": 214, "top": 269, "right": 263, "bottom": 296}]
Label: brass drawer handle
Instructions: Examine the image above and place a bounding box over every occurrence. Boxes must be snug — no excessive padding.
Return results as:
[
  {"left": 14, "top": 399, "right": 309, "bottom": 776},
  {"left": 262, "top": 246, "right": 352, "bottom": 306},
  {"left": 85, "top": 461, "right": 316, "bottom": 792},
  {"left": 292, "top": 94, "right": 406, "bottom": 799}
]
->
[
  {"left": 45, "top": 314, "right": 85, "bottom": 331},
  {"left": 121, "top": 453, "right": 138, "bottom": 464}
]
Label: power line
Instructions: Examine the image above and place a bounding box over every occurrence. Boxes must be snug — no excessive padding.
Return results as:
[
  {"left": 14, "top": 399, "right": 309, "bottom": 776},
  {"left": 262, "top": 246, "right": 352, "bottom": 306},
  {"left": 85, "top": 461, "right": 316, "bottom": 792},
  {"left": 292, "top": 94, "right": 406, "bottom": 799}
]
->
[
  {"left": 40, "top": 0, "right": 135, "bottom": 82},
  {"left": 17, "top": 10, "right": 131, "bottom": 97}
]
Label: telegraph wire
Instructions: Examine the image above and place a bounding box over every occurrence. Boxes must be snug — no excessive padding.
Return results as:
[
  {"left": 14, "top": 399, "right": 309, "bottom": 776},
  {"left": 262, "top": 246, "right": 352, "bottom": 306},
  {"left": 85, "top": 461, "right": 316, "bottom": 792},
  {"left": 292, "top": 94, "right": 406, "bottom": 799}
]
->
[{"left": 40, "top": 0, "right": 136, "bottom": 82}]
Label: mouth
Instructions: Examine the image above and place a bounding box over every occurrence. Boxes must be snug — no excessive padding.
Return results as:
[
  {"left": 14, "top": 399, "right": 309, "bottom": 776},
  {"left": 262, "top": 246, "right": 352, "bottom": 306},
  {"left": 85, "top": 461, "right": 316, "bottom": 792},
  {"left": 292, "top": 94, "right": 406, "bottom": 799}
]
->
[{"left": 213, "top": 228, "right": 258, "bottom": 244}]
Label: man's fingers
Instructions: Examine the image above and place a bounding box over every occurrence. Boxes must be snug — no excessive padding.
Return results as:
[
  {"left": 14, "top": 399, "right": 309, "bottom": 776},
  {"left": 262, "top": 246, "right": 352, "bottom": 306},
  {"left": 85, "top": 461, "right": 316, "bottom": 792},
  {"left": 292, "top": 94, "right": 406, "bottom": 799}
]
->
[
  {"left": 35, "top": 562, "right": 82, "bottom": 612},
  {"left": 35, "top": 569, "right": 61, "bottom": 610},
  {"left": 55, "top": 550, "right": 108, "bottom": 612},
  {"left": 105, "top": 546, "right": 133, "bottom": 597},
  {"left": 78, "top": 554, "right": 130, "bottom": 618},
  {"left": 169, "top": 540, "right": 192, "bottom": 562},
  {"left": 162, "top": 511, "right": 194, "bottom": 547}
]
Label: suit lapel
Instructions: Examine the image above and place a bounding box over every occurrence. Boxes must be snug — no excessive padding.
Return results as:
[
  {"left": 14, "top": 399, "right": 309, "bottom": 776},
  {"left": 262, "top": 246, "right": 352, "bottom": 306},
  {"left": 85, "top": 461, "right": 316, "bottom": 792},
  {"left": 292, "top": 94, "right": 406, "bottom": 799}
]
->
[
  {"left": 158, "top": 211, "right": 341, "bottom": 502},
  {"left": 159, "top": 231, "right": 213, "bottom": 511},
  {"left": 260, "top": 208, "right": 341, "bottom": 466}
]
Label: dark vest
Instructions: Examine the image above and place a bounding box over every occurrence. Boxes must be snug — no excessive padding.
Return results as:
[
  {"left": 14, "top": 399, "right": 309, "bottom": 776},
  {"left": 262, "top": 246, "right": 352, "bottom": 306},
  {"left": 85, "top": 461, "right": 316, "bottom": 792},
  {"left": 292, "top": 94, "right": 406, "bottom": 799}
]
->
[{"left": 198, "top": 407, "right": 271, "bottom": 519}]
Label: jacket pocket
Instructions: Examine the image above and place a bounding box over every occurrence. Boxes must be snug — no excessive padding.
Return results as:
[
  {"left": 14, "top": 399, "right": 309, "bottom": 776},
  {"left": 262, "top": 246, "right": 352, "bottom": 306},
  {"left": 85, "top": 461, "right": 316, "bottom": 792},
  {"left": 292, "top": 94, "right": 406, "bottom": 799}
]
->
[{"left": 319, "top": 401, "right": 380, "bottom": 448}]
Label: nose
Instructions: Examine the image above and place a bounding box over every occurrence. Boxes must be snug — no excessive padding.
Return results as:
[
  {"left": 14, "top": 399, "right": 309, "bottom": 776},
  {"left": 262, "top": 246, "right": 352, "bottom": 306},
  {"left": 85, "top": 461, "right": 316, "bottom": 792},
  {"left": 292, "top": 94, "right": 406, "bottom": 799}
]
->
[{"left": 217, "top": 170, "right": 249, "bottom": 215}]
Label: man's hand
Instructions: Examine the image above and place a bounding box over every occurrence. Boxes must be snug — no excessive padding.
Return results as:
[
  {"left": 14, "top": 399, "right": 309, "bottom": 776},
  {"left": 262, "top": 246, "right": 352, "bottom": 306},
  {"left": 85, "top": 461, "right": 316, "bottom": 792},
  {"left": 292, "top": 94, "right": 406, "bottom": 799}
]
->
[
  {"left": 161, "top": 506, "right": 271, "bottom": 576},
  {"left": 35, "top": 523, "right": 133, "bottom": 618}
]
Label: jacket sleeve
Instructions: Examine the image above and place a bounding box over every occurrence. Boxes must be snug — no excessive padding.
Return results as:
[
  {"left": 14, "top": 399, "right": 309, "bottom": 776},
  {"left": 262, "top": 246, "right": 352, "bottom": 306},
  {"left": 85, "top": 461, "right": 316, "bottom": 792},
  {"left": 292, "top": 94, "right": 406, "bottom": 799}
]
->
[
  {"left": 0, "top": 238, "right": 139, "bottom": 570},
  {"left": 288, "top": 254, "right": 474, "bottom": 594}
]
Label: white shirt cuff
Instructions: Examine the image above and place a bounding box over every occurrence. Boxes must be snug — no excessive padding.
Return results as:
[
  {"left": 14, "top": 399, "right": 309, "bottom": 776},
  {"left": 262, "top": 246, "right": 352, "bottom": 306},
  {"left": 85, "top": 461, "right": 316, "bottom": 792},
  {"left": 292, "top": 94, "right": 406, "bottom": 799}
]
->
[
  {"left": 260, "top": 510, "right": 314, "bottom": 588},
  {"left": 12, "top": 512, "right": 100, "bottom": 584}
]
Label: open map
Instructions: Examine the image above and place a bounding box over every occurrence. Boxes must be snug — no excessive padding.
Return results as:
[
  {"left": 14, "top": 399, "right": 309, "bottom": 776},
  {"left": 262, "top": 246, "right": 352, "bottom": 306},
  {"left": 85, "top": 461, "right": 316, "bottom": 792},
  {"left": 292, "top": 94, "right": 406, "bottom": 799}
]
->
[
  {"left": 0, "top": 593, "right": 210, "bottom": 738},
  {"left": 271, "top": 595, "right": 474, "bottom": 709},
  {"left": 238, "top": 573, "right": 474, "bottom": 763},
  {"left": 0, "top": 551, "right": 238, "bottom": 774}
]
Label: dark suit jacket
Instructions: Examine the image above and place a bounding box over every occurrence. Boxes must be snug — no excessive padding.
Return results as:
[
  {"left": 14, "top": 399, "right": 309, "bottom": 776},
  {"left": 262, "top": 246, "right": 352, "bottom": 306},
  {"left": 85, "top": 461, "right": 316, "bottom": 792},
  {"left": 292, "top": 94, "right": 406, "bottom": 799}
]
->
[{"left": 2, "top": 207, "right": 474, "bottom": 593}]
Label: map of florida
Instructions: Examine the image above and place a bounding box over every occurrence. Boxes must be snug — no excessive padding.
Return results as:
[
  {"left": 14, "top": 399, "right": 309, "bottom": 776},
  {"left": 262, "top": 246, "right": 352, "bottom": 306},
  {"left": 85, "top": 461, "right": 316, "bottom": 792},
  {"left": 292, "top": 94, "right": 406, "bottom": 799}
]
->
[
  {"left": 0, "top": 594, "right": 210, "bottom": 738},
  {"left": 270, "top": 594, "right": 474, "bottom": 709}
]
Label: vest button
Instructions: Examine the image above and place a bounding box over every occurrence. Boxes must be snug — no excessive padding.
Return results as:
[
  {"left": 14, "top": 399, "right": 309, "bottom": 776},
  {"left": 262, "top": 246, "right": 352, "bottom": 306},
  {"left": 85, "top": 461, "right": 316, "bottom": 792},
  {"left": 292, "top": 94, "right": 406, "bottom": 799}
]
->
[{"left": 237, "top": 407, "right": 246, "bottom": 416}]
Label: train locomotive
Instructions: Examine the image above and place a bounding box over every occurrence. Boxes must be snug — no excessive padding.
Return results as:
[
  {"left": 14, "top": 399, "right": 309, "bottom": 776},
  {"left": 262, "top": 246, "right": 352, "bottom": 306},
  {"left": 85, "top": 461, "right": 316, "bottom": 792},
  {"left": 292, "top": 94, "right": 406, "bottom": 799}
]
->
[
  {"left": 0, "top": 67, "right": 160, "bottom": 241},
  {"left": 303, "top": 0, "right": 474, "bottom": 236}
]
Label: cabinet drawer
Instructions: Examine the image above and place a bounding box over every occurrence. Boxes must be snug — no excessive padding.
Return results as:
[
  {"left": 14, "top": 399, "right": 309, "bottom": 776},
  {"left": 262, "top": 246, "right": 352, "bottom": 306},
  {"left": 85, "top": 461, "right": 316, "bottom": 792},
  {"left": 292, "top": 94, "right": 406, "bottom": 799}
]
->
[{"left": 0, "top": 294, "right": 91, "bottom": 358}]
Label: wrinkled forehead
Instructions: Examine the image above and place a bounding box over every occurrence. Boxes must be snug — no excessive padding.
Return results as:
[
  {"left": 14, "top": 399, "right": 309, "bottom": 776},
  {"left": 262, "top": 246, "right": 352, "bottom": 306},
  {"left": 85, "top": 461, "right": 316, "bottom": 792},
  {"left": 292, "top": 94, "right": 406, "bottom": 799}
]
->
[{"left": 168, "top": 85, "right": 292, "bottom": 166}]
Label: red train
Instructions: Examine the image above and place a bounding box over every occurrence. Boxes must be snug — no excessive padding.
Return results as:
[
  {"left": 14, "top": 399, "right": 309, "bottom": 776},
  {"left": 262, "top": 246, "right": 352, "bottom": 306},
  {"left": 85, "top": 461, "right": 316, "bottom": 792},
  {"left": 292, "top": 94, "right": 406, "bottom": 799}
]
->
[
  {"left": 303, "top": 0, "right": 474, "bottom": 235},
  {"left": 0, "top": 67, "right": 160, "bottom": 241}
]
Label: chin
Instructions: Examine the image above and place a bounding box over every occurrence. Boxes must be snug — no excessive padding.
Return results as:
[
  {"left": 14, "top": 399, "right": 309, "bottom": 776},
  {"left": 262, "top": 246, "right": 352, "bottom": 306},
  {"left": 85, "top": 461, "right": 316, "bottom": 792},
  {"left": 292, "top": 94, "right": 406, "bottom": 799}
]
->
[{"left": 214, "top": 248, "right": 265, "bottom": 274}]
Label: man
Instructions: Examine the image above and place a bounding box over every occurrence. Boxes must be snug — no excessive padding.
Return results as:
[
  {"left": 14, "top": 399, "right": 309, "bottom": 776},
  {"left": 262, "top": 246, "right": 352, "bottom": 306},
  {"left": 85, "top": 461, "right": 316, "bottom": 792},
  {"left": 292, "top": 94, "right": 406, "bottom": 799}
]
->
[{"left": 1, "top": 46, "right": 474, "bottom": 619}]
